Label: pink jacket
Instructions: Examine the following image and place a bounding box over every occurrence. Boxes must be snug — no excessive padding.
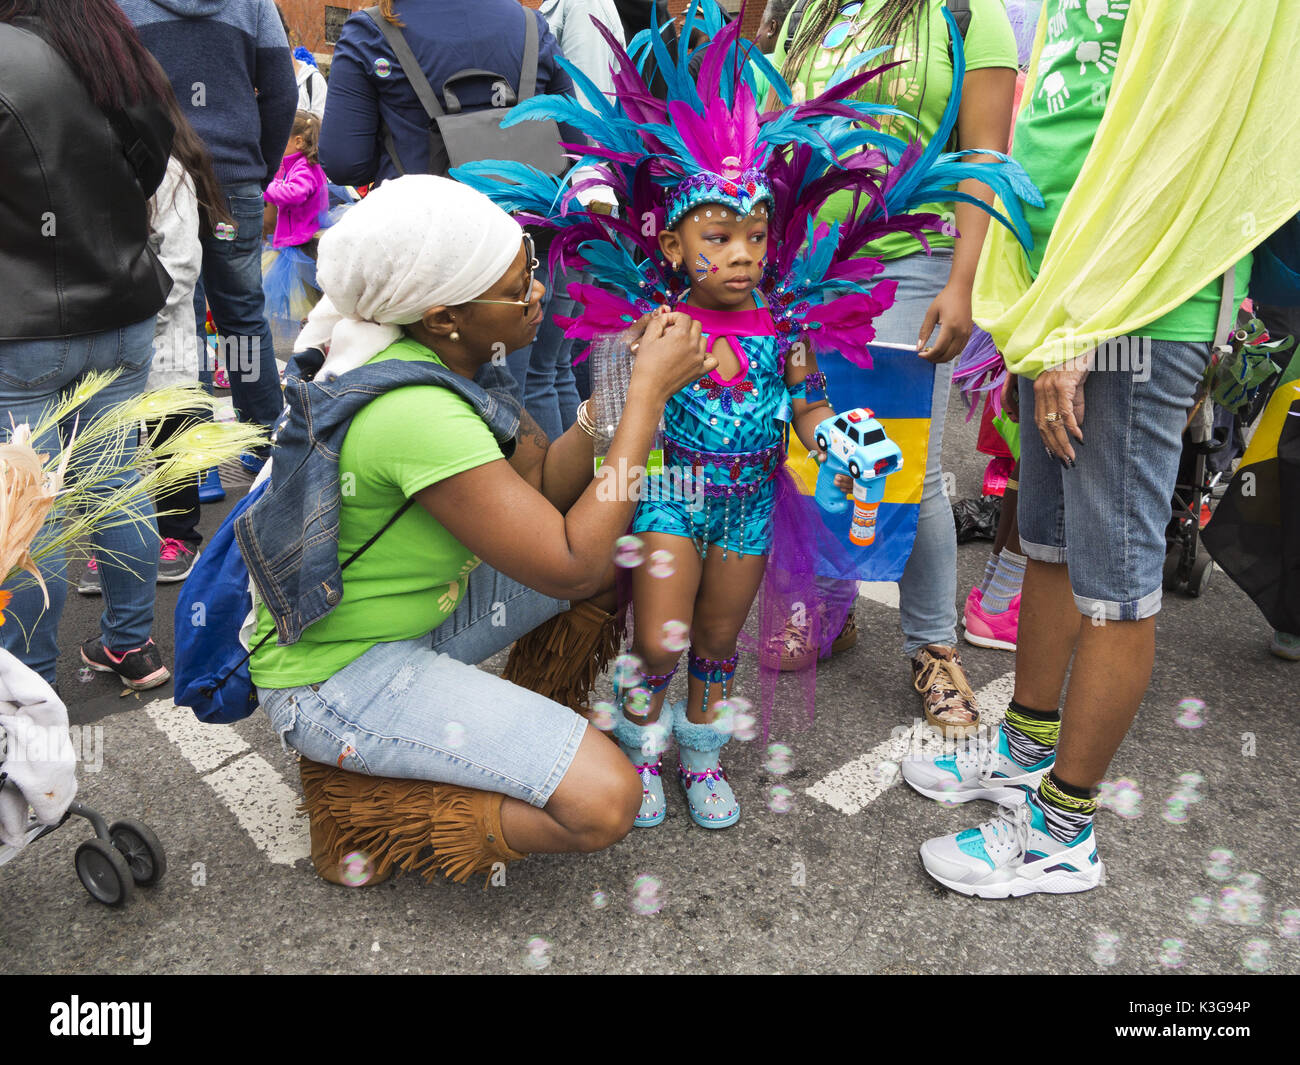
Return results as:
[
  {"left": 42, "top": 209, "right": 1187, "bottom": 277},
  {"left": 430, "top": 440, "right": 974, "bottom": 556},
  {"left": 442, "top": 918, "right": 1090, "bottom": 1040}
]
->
[{"left": 264, "top": 151, "right": 327, "bottom": 248}]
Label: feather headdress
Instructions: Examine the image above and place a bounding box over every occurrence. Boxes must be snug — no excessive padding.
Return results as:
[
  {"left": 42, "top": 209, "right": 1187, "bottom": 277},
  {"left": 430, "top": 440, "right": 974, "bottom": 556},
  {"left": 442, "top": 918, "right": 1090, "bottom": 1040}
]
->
[{"left": 453, "top": 0, "right": 1042, "bottom": 371}]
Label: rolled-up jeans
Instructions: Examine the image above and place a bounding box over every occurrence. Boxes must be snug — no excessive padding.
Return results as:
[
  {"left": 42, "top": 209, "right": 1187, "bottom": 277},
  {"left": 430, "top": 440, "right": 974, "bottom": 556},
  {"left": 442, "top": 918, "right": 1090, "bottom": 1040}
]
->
[
  {"left": 818, "top": 249, "right": 959, "bottom": 655},
  {"left": 0, "top": 318, "right": 160, "bottom": 682},
  {"left": 257, "top": 563, "right": 588, "bottom": 806},
  {"left": 193, "top": 181, "right": 285, "bottom": 439}
]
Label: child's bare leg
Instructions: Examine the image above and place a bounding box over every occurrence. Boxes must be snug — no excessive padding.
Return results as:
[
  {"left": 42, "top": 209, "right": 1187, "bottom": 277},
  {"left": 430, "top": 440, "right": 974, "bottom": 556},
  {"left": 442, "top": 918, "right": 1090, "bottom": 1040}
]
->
[
  {"left": 687, "top": 547, "right": 768, "bottom": 723},
  {"left": 628, "top": 532, "right": 702, "bottom": 723}
]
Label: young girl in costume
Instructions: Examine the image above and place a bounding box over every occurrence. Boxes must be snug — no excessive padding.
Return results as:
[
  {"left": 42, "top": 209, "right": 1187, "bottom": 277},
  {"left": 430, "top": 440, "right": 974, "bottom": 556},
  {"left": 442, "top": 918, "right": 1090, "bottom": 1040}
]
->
[
  {"left": 455, "top": 0, "right": 1039, "bottom": 829},
  {"left": 262, "top": 111, "right": 329, "bottom": 356}
]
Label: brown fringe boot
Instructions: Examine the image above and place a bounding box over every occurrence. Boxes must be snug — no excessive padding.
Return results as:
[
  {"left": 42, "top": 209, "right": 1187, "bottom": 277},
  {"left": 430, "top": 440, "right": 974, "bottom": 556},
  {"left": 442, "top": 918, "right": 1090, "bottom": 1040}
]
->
[
  {"left": 501, "top": 598, "right": 622, "bottom": 714},
  {"left": 299, "top": 759, "right": 526, "bottom": 887}
]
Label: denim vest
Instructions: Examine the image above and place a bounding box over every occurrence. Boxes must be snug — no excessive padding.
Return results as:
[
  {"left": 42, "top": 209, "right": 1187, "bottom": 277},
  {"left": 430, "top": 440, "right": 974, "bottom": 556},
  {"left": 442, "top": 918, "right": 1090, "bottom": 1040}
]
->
[{"left": 235, "top": 347, "right": 520, "bottom": 645}]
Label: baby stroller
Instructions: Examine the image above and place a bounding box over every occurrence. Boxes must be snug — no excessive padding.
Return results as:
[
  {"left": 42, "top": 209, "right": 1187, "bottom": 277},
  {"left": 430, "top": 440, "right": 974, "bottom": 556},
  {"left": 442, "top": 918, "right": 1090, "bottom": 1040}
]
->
[{"left": 0, "top": 724, "right": 166, "bottom": 907}]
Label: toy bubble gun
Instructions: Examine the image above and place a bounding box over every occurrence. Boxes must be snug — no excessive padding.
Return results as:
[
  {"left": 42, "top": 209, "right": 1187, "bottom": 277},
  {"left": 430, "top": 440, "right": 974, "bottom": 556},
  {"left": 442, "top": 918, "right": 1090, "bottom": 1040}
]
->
[{"left": 813, "top": 408, "right": 904, "bottom": 547}]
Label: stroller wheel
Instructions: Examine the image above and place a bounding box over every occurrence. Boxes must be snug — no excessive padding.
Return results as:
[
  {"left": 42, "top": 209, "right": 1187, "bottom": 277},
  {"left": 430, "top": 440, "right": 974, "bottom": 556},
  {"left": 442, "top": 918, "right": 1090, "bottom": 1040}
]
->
[
  {"left": 1187, "top": 555, "right": 1213, "bottom": 598},
  {"left": 75, "top": 838, "right": 134, "bottom": 906},
  {"left": 109, "top": 819, "right": 167, "bottom": 886}
]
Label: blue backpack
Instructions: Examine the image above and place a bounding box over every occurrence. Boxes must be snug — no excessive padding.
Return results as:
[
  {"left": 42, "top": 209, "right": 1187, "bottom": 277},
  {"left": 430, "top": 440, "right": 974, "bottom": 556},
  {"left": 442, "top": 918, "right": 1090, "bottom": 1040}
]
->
[{"left": 172, "top": 482, "right": 412, "bottom": 724}]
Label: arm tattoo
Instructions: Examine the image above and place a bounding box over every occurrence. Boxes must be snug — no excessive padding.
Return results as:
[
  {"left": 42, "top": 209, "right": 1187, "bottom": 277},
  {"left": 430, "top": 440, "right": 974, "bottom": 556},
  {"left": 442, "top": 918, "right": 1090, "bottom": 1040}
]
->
[{"left": 518, "top": 410, "right": 550, "bottom": 454}]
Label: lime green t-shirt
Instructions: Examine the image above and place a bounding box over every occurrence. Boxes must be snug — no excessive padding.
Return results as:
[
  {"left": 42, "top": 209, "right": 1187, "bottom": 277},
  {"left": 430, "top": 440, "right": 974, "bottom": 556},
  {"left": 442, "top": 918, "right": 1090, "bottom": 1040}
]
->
[
  {"left": 249, "top": 338, "right": 506, "bottom": 688},
  {"left": 773, "top": 0, "right": 1019, "bottom": 261},
  {"left": 1012, "top": 0, "right": 1249, "bottom": 340}
]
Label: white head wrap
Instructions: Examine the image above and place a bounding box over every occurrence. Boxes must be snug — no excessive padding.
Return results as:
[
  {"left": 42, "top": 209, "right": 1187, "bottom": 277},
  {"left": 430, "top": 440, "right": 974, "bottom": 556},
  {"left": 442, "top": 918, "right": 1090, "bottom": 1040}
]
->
[{"left": 295, "top": 175, "right": 523, "bottom": 379}]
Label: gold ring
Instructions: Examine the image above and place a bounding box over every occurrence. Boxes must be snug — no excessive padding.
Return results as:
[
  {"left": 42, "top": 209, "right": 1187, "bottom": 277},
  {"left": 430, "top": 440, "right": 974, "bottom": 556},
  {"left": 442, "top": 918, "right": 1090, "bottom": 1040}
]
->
[{"left": 1044, "top": 412, "right": 1061, "bottom": 423}]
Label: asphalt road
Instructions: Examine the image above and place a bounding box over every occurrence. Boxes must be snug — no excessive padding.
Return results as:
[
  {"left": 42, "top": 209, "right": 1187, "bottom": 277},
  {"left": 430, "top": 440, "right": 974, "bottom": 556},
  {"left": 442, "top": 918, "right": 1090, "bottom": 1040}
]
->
[{"left": 1, "top": 389, "right": 1296, "bottom": 977}]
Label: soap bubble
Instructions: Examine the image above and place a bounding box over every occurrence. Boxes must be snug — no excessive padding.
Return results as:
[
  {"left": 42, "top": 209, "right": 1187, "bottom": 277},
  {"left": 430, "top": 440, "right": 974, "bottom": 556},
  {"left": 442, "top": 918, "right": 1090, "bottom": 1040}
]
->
[
  {"left": 1205, "top": 847, "right": 1236, "bottom": 881},
  {"left": 639, "top": 721, "right": 671, "bottom": 758},
  {"left": 767, "top": 785, "right": 794, "bottom": 813},
  {"left": 77, "top": 666, "right": 95, "bottom": 684},
  {"left": 1218, "top": 873, "right": 1266, "bottom": 926},
  {"left": 373, "top": 58, "right": 391, "bottom": 77},
  {"left": 1178, "top": 771, "right": 1205, "bottom": 788},
  {"left": 338, "top": 850, "right": 374, "bottom": 887},
  {"left": 1162, "top": 797, "right": 1189, "bottom": 824},
  {"left": 1157, "top": 937, "right": 1186, "bottom": 969},
  {"left": 934, "top": 777, "right": 964, "bottom": 808},
  {"left": 660, "top": 619, "right": 690, "bottom": 652},
  {"left": 523, "top": 936, "right": 552, "bottom": 970},
  {"left": 630, "top": 874, "right": 664, "bottom": 915},
  {"left": 1239, "top": 939, "right": 1272, "bottom": 973},
  {"left": 1276, "top": 908, "right": 1300, "bottom": 938},
  {"left": 442, "top": 722, "right": 467, "bottom": 750},
  {"left": 590, "top": 702, "right": 616, "bottom": 732},
  {"left": 1090, "top": 930, "right": 1121, "bottom": 967},
  {"left": 623, "top": 687, "right": 651, "bottom": 717},
  {"left": 1186, "top": 896, "right": 1214, "bottom": 925},
  {"left": 711, "top": 699, "right": 737, "bottom": 730},
  {"left": 731, "top": 711, "right": 758, "bottom": 742},
  {"left": 1098, "top": 778, "right": 1143, "bottom": 819},
  {"left": 613, "top": 535, "right": 645, "bottom": 568},
  {"left": 611, "top": 653, "right": 643, "bottom": 689},
  {"left": 647, "top": 549, "right": 676, "bottom": 578},
  {"left": 1175, "top": 697, "right": 1206, "bottom": 729},
  {"left": 591, "top": 890, "right": 609, "bottom": 910},
  {"left": 764, "top": 743, "right": 793, "bottom": 776}
]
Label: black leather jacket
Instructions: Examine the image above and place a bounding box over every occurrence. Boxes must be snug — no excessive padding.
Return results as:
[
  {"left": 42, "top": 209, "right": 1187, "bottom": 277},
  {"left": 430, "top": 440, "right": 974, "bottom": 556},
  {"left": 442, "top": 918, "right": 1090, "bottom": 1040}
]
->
[{"left": 0, "top": 20, "right": 173, "bottom": 341}]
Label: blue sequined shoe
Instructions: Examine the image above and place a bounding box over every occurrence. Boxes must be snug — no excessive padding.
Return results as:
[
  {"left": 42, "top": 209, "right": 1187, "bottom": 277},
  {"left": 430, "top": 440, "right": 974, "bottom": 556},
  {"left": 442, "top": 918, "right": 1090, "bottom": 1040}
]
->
[
  {"left": 610, "top": 711, "right": 673, "bottom": 828},
  {"left": 673, "top": 703, "right": 740, "bottom": 829}
]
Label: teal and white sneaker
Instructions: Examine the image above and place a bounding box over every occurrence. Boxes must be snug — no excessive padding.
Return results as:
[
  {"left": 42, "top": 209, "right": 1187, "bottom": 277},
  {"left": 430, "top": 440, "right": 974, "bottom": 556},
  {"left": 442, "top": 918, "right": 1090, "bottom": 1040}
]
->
[
  {"left": 901, "top": 723, "right": 1054, "bottom": 804},
  {"left": 920, "top": 790, "right": 1104, "bottom": 899}
]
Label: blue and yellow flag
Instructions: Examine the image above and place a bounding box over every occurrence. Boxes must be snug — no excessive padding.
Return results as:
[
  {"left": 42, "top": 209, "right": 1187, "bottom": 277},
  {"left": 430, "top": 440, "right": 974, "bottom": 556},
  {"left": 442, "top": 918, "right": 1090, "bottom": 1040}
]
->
[{"left": 788, "top": 343, "right": 936, "bottom": 581}]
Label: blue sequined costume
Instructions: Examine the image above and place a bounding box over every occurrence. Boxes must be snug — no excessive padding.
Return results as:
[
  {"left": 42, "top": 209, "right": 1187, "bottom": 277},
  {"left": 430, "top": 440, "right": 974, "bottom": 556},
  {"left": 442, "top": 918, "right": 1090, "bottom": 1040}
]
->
[{"left": 633, "top": 298, "right": 819, "bottom": 557}]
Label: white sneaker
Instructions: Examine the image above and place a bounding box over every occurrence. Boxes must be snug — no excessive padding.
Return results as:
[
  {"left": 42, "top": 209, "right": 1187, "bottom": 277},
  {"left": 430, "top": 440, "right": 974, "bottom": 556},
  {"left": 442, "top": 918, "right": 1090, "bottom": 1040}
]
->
[
  {"left": 920, "top": 792, "right": 1104, "bottom": 899},
  {"left": 901, "top": 724, "right": 1054, "bottom": 804}
]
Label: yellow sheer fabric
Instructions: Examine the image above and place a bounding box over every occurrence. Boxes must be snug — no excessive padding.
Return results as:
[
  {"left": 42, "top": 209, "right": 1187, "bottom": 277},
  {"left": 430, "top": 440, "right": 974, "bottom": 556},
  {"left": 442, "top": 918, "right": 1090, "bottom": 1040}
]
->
[{"left": 973, "top": 0, "right": 1300, "bottom": 378}]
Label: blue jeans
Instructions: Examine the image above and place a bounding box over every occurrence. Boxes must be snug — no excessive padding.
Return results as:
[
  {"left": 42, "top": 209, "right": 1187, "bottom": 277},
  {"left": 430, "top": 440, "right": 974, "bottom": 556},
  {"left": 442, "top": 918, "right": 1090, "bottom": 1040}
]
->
[
  {"left": 0, "top": 318, "right": 160, "bottom": 682},
  {"left": 505, "top": 260, "right": 582, "bottom": 440},
  {"left": 818, "top": 249, "right": 958, "bottom": 654},
  {"left": 257, "top": 564, "right": 584, "bottom": 805},
  {"left": 193, "top": 182, "right": 285, "bottom": 437},
  {"left": 1018, "top": 338, "right": 1212, "bottom": 620}
]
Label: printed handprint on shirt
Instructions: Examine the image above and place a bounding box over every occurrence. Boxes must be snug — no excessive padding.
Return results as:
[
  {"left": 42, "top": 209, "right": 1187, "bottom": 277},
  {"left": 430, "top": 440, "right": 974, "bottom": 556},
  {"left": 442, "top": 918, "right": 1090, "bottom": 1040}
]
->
[
  {"left": 1039, "top": 70, "right": 1070, "bottom": 114},
  {"left": 1085, "top": 0, "right": 1130, "bottom": 33},
  {"left": 1076, "top": 39, "right": 1119, "bottom": 75}
]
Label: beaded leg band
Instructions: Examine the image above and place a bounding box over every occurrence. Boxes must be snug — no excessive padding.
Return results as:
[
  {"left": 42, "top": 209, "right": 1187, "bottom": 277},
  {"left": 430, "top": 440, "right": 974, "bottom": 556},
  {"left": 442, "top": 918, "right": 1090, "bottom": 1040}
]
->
[
  {"left": 688, "top": 649, "right": 739, "bottom": 709},
  {"left": 637, "top": 664, "right": 678, "bottom": 694}
]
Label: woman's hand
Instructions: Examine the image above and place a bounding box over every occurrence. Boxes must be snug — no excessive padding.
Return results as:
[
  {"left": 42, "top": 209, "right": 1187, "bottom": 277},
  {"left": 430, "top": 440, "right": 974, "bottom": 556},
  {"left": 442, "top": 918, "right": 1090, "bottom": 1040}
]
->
[
  {"left": 916, "top": 283, "right": 974, "bottom": 364},
  {"left": 628, "top": 307, "right": 713, "bottom": 403},
  {"left": 1034, "top": 363, "right": 1088, "bottom": 465},
  {"left": 1001, "top": 372, "right": 1019, "bottom": 423}
]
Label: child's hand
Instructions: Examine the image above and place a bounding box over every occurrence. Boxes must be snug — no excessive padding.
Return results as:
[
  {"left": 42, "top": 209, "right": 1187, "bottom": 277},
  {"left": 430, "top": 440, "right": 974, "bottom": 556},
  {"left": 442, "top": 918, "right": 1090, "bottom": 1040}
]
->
[
  {"left": 262, "top": 204, "right": 277, "bottom": 238},
  {"left": 812, "top": 447, "right": 854, "bottom": 492}
]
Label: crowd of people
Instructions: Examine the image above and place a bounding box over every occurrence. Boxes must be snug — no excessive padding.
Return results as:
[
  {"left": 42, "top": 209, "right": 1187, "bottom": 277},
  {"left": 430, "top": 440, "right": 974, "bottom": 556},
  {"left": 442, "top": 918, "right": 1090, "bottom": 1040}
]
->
[{"left": 1, "top": 0, "right": 1297, "bottom": 902}]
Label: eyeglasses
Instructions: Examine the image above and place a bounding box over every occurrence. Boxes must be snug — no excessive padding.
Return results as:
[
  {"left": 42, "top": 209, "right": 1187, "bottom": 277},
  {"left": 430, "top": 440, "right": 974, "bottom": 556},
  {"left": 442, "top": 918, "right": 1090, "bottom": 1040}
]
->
[
  {"left": 465, "top": 233, "right": 539, "bottom": 314},
  {"left": 821, "top": 2, "right": 865, "bottom": 50}
]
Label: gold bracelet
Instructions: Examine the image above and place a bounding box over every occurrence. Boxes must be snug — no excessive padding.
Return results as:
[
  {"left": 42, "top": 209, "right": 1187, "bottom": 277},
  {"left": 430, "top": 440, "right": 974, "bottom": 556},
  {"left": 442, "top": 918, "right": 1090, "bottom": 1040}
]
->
[
  {"left": 575, "top": 399, "right": 599, "bottom": 439},
  {"left": 1005, "top": 478, "right": 1019, "bottom": 492}
]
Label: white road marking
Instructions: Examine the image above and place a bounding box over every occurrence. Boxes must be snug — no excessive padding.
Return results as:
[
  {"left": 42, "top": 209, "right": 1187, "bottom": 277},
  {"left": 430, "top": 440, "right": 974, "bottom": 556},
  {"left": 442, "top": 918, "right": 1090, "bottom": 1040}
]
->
[
  {"left": 805, "top": 670, "right": 1016, "bottom": 815},
  {"left": 857, "top": 581, "right": 900, "bottom": 609},
  {"left": 145, "top": 698, "right": 308, "bottom": 865},
  {"left": 204, "top": 752, "right": 310, "bottom": 866}
]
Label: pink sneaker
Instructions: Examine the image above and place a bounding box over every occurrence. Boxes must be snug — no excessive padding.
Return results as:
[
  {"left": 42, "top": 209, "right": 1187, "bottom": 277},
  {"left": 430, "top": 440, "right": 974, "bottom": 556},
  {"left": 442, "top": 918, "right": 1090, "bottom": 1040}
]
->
[
  {"left": 963, "top": 592, "right": 1019, "bottom": 652},
  {"left": 213, "top": 366, "right": 230, "bottom": 390},
  {"left": 962, "top": 585, "right": 983, "bottom": 632}
]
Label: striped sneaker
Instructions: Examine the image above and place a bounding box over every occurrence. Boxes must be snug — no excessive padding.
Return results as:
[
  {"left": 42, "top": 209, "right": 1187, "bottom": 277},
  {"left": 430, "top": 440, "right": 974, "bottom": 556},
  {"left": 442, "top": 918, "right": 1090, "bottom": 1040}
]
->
[
  {"left": 79, "top": 636, "right": 171, "bottom": 691},
  {"left": 920, "top": 789, "right": 1104, "bottom": 899},
  {"left": 901, "top": 722, "right": 1053, "bottom": 804}
]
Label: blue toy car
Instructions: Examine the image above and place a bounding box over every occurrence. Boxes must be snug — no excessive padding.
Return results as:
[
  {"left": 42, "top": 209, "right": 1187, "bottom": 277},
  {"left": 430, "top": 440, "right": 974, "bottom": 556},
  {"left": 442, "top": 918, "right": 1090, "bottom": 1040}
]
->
[{"left": 814, "top": 408, "right": 903, "bottom": 545}]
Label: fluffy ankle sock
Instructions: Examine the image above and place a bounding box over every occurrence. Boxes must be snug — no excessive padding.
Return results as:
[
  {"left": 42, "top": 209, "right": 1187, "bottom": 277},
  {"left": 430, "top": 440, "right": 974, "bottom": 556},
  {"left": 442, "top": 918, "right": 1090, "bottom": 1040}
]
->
[
  {"left": 1002, "top": 698, "right": 1059, "bottom": 767},
  {"left": 1036, "top": 771, "right": 1097, "bottom": 844},
  {"left": 982, "top": 549, "right": 1026, "bottom": 614},
  {"left": 977, "top": 552, "right": 1001, "bottom": 596}
]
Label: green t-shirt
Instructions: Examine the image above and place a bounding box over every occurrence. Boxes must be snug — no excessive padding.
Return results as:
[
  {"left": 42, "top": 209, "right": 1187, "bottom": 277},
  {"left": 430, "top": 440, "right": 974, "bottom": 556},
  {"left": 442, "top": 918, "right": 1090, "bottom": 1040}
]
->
[
  {"left": 1012, "top": 0, "right": 1249, "bottom": 340},
  {"left": 249, "top": 338, "right": 506, "bottom": 689},
  {"left": 773, "top": 0, "right": 1019, "bottom": 261}
]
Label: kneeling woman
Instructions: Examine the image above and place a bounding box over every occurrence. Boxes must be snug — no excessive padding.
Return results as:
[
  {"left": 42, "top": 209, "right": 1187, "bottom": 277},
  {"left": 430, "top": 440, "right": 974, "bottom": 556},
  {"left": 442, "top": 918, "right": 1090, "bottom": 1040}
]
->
[{"left": 244, "top": 176, "right": 710, "bottom": 883}]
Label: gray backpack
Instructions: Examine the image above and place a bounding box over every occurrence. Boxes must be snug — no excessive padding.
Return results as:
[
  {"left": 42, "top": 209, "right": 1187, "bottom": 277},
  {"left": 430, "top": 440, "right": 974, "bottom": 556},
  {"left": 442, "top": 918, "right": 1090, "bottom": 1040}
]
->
[{"left": 362, "top": 5, "right": 566, "bottom": 177}]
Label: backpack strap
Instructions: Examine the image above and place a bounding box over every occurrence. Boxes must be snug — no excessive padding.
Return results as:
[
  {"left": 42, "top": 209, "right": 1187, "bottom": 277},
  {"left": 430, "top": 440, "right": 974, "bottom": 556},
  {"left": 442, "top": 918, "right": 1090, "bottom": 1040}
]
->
[
  {"left": 945, "top": 0, "right": 973, "bottom": 39},
  {"left": 205, "top": 495, "right": 416, "bottom": 696},
  {"left": 784, "top": 0, "right": 812, "bottom": 54},
  {"left": 518, "top": 8, "right": 541, "bottom": 102},
  {"left": 363, "top": 5, "right": 447, "bottom": 175}
]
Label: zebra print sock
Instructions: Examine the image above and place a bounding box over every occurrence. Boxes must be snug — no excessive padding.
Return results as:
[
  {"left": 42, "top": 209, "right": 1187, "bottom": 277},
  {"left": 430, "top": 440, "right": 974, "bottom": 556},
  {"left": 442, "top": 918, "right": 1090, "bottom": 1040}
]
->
[
  {"left": 1036, "top": 772, "right": 1097, "bottom": 844},
  {"left": 1003, "top": 699, "right": 1059, "bottom": 767}
]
